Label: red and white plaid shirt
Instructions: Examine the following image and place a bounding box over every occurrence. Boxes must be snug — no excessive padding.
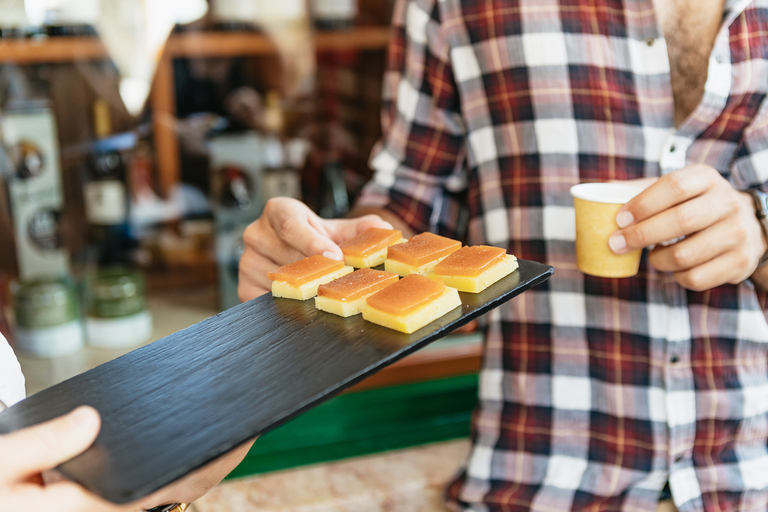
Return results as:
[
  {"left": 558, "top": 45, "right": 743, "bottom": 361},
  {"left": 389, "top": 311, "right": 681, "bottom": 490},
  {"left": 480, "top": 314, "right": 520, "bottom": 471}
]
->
[{"left": 357, "top": 0, "right": 768, "bottom": 510}]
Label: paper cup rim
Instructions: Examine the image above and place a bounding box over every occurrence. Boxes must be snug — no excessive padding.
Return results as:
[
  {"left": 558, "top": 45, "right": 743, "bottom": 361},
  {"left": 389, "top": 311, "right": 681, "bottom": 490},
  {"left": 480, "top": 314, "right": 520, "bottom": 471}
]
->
[{"left": 570, "top": 183, "right": 643, "bottom": 204}]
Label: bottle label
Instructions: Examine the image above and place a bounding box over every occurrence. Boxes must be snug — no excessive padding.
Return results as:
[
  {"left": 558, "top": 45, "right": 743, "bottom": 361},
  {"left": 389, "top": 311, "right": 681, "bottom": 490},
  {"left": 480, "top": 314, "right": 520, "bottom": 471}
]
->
[
  {"left": 89, "top": 295, "right": 146, "bottom": 319},
  {"left": 15, "top": 320, "right": 84, "bottom": 358},
  {"left": 85, "top": 181, "right": 127, "bottom": 225},
  {"left": 27, "top": 208, "right": 63, "bottom": 251},
  {"left": 86, "top": 310, "right": 152, "bottom": 348},
  {"left": 312, "top": 0, "right": 357, "bottom": 19}
]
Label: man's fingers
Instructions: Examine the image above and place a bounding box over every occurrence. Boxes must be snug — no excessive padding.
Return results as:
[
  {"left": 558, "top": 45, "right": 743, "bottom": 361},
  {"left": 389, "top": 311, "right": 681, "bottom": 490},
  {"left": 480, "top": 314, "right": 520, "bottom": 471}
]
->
[
  {"left": 673, "top": 250, "right": 750, "bottom": 292},
  {"left": 648, "top": 221, "right": 736, "bottom": 272},
  {"left": 324, "top": 215, "right": 395, "bottom": 244},
  {"left": 0, "top": 485, "right": 106, "bottom": 512},
  {"left": 238, "top": 251, "right": 279, "bottom": 298},
  {"left": 0, "top": 406, "right": 100, "bottom": 481},
  {"left": 610, "top": 194, "right": 725, "bottom": 253},
  {"left": 237, "top": 280, "right": 270, "bottom": 302},
  {"left": 616, "top": 166, "right": 719, "bottom": 228},
  {"left": 268, "top": 204, "right": 342, "bottom": 261},
  {"left": 243, "top": 222, "right": 306, "bottom": 266}
]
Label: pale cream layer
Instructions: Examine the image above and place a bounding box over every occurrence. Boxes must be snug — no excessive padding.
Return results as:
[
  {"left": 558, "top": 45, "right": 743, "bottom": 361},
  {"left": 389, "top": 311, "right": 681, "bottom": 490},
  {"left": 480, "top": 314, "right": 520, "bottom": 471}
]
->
[
  {"left": 431, "top": 255, "right": 518, "bottom": 293},
  {"left": 362, "top": 286, "right": 461, "bottom": 334},
  {"left": 315, "top": 295, "right": 369, "bottom": 317},
  {"left": 384, "top": 255, "right": 454, "bottom": 277},
  {"left": 272, "top": 266, "right": 354, "bottom": 300},
  {"left": 344, "top": 239, "right": 407, "bottom": 268}
]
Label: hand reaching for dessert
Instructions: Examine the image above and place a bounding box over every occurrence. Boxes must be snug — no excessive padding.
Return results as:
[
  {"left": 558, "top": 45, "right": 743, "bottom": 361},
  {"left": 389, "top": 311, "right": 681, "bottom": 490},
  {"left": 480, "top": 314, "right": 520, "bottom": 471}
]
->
[{"left": 238, "top": 198, "right": 394, "bottom": 301}]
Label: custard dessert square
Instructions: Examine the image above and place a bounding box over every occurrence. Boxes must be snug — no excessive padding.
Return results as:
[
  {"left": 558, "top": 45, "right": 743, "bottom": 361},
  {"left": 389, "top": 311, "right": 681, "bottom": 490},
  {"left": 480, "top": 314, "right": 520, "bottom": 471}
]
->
[
  {"left": 432, "top": 249, "right": 519, "bottom": 293},
  {"left": 268, "top": 255, "right": 353, "bottom": 300},
  {"left": 340, "top": 228, "right": 404, "bottom": 268},
  {"left": 315, "top": 268, "right": 399, "bottom": 317},
  {"left": 362, "top": 274, "right": 462, "bottom": 334},
  {"left": 384, "top": 232, "right": 461, "bottom": 276}
]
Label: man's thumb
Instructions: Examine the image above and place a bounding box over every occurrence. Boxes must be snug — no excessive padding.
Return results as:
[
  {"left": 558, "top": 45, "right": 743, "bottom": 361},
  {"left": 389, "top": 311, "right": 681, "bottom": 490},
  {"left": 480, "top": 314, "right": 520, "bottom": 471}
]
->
[{"left": 0, "top": 406, "right": 101, "bottom": 480}]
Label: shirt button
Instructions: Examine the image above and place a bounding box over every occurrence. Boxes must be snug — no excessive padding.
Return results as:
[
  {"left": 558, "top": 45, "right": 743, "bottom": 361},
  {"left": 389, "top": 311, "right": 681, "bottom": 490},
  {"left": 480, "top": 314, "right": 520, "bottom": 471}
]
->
[
  {"left": 645, "top": 37, "right": 656, "bottom": 47},
  {"left": 674, "top": 454, "right": 683, "bottom": 463},
  {"left": 715, "top": 55, "right": 725, "bottom": 64},
  {"left": 669, "top": 144, "right": 676, "bottom": 152},
  {"left": 670, "top": 355, "right": 679, "bottom": 364}
]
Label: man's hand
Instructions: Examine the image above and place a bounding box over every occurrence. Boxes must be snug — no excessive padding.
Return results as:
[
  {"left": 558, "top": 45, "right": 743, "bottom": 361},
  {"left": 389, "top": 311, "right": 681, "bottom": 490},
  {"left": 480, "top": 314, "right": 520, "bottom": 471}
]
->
[
  {"left": 0, "top": 406, "right": 128, "bottom": 512},
  {"left": 609, "top": 165, "right": 768, "bottom": 291},
  {"left": 0, "top": 405, "right": 254, "bottom": 511},
  {"left": 238, "top": 197, "right": 395, "bottom": 301},
  {"left": 134, "top": 439, "right": 254, "bottom": 509}
]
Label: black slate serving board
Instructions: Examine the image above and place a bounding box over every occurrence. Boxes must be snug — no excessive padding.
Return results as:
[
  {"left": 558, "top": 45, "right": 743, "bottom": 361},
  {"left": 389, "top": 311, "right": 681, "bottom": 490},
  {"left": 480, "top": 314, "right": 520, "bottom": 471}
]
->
[{"left": 0, "top": 259, "right": 552, "bottom": 504}]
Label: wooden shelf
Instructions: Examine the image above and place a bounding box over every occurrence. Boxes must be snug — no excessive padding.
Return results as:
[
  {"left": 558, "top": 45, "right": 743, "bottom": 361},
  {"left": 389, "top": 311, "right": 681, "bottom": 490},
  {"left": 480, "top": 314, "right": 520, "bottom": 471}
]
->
[
  {"left": 0, "top": 36, "right": 109, "bottom": 64},
  {"left": 165, "top": 32, "right": 278, "bottom": 58},
  {"left": 165, "top": 27, "right": 390, "bottom": 58},
  {"left": 0, "top": 27, "right": 390, "bottom": 64},
  {"left": 0, "top": 29, "right": 391, "bottom": 196},
  {"left": 155, "top": 27, "right": 391, "bottom": 195},
  {"left": 314, "top": 27, "right": 391, "bottom": 51}
]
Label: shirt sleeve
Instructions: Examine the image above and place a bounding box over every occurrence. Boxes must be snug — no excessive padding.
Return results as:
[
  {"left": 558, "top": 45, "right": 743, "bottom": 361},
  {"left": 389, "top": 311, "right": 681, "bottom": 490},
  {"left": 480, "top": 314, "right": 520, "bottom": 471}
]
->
[
  {"left": 732, "top": 107, "right": 768, "bottom": 315},
  {"left": 356, "top": 0, "right": 469, "bottom": 240},
  {"left": 0, "top": 334, "right": 26, "bottom": 412},
  {"left": 732, "top": 103, "right": 768, "bottom": 192}
]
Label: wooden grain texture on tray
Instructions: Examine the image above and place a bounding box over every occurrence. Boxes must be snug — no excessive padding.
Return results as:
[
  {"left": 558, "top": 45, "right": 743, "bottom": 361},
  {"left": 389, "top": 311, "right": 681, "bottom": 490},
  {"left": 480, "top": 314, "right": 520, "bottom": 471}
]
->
[{"left": 0, "top": 259, "right": 553, "bottom": 504}]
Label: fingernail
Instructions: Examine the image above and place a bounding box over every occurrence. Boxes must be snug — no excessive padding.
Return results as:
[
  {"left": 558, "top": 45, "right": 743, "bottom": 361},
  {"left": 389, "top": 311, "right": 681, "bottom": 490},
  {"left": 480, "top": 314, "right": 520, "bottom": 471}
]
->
[
  {"left": 68, "top": 406, "right": 98, "bottom": 429},
  {"left": 382, "top": 221, "right": 394, "bottom": 230},
  {"left": 616, "top": 210, "right": 634, "bottom": 228},
  {"left": 609, "top": 234, "right": 627, "bottom": 253},
  {"left": 322, "top": 251, "right": 342, "bottom": 261}
]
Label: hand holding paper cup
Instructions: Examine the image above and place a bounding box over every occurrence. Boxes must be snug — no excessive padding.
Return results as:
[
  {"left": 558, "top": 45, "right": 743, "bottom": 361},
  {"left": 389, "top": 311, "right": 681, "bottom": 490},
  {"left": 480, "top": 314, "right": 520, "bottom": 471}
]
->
[{"left": 570, "top": 183, "right": 643, "bottom": 278}]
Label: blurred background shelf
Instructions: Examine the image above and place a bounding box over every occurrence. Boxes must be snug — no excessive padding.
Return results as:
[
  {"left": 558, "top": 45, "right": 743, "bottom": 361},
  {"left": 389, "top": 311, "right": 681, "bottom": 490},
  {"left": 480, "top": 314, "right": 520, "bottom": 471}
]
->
[
  {"left": 0, "top": 36, "right": 109, "bottom": 63},
  {"left": 153, "top": 26, "right": 391, "bottom": 196},
  {"left": 0, "top": 27, "right": 390, "bottom": 63},
  {"left": 165, "top": 27, "right": 390, "bottom": 58}
]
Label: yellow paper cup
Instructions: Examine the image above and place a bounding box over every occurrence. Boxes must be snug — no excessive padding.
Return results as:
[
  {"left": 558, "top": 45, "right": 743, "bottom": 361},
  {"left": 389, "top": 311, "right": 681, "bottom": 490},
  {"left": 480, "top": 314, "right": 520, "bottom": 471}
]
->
[{"left": 570, "top": 183, "right": 643, "bottom": 278}]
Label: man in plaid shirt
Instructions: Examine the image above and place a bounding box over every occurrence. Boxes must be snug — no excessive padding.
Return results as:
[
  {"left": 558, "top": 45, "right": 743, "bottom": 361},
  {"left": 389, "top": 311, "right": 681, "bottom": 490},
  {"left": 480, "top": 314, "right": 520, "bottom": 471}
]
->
[{"left": 238, "top": 0, "right": 768, "bottom": 509}]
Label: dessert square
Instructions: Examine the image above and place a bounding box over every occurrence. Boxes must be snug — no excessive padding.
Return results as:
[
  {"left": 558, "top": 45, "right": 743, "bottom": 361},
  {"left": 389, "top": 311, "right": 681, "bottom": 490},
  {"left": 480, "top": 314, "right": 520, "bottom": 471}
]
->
[
  {"left": 267, "top": 255, "right": 353, "bottom": 300},
  {"left": 362, "top": 274, "right": 461, "bottom": 334},
  {"left": 384, "top": 232, "right": 462, "bottom": 276},
  {"left": 431, "top": 245, "right": 519, "bottom": 293},
  {"left": 315, "top": 268, "right": 399, "bottom": 317},
  {"left": 340, "top": 228, "right": 405, "bottom": 268}
]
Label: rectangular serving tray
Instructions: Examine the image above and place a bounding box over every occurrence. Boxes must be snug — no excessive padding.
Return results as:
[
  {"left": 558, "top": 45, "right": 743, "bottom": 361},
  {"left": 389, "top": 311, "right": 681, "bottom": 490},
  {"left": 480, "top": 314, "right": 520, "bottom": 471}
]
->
[{"left": 0, "top": 259, "right": 553, "bottom": 504}]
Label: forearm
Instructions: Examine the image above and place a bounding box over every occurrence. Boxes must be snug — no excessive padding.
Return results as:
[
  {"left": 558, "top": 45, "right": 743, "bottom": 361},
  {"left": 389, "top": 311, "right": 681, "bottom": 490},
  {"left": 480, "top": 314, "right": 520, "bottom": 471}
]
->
[{"left": 136, "top": 440, "right": 254, "bottom": 508}]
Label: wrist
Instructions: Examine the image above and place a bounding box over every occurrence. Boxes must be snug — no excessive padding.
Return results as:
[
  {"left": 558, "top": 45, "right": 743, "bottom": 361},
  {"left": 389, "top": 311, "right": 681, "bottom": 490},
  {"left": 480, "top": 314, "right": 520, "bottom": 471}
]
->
[{"left": 743, "top": 188, "right": 768, "bottom": 269}]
